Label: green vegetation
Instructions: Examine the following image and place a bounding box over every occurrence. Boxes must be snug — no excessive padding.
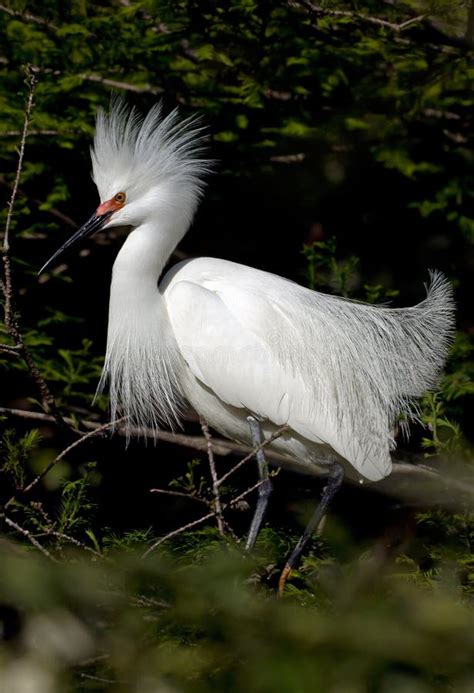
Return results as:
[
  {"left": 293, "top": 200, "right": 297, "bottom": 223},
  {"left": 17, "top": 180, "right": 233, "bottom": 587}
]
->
[{"left": 0, "top": 1, "right": 473, "bottom": 690}]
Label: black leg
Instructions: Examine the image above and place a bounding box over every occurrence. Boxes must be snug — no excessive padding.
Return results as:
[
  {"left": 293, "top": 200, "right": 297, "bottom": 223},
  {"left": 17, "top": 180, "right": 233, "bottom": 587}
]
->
[
  {"left": 279, "top": 461, "right": 344, "bottom": 595},
  {"left": 245, "top": 416, "right": 273, "bottom": 551}
]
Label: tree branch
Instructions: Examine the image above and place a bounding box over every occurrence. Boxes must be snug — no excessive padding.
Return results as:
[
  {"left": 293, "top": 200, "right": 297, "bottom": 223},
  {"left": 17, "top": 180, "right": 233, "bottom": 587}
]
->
[
  {"left": 0, "top": 3, "right": 58, "bottom": 30},
  {"left": 200, "top": 416, "right": 225, "bottom": 534},
  {"left": 150, "top": 488, "right": 211, "bottom": 507},
  {"left": 1, "top": 69, "right": 70, "bottom": 431},
  {"left": 2, "top": 72, "right": 35, "bottom": 254},
  {"left": 141, "top": 511, "right": 216, "bottom": 558},
  {"left": 216, "top": 425, "right": 288, "bottom": 487},
  {"left": 10, "top": 418, "right": 126, "bottom": 506},
  {"left": 1, "top": 405, "right": 474, "bottom": 512},
  {"left": 3, "top": 515, "right": 57, "bottom": 561},
  {"left": 79, "top": 72, "right": 164, "bottom": 95},
  {"left": 292, "top": 0, "right": 470, "bottom": 50},
  {"left": 299, "top": 0, "right": 424, "bottom": 32}
]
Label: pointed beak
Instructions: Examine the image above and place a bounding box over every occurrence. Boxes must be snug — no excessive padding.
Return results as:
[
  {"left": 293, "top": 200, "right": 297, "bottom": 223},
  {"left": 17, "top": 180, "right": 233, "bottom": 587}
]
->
[{"left": 38, "top": 210, "right": 112, "bottom": 275}]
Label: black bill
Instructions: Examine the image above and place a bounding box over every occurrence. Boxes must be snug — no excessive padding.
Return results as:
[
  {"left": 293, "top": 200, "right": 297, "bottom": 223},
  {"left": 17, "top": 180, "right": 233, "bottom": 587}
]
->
[{"left": 39, "top": 211, "right": 112, "bottom": 275}]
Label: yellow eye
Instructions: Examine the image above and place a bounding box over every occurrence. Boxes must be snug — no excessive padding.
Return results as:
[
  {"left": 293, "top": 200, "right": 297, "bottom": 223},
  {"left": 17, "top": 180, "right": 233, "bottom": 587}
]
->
[{"left": 114, "top": 191, "right": 126, "bottom": 204}]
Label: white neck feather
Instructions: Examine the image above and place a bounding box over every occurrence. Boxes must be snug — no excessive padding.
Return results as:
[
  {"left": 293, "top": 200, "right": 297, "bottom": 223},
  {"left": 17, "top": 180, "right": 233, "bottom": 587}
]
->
[{"left": 98, "top": 220, "right": 186, "bottom": 431}]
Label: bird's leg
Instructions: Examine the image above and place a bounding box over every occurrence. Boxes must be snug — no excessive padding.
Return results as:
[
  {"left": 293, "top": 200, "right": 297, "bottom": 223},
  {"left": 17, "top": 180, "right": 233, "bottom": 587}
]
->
[
  {"left": 245, "top": 415, "right": 272, "bottom": 551},
  {"left": 278, "top": 460, "right": 344, "bottom": 596}
]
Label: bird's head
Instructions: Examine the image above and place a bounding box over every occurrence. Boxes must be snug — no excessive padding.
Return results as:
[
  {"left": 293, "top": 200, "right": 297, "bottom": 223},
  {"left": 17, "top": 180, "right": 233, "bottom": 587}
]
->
[{"left": 40, "top": 100, "right": 208, "bottom": 274}]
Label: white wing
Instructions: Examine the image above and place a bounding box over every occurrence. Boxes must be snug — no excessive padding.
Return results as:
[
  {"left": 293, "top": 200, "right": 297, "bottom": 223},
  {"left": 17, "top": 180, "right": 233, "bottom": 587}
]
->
[{"left": 163, "top": 258, "right": 454, "bottom": 482}]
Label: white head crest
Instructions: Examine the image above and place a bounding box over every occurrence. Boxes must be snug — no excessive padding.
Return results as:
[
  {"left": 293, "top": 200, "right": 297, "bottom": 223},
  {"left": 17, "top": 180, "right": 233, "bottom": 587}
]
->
[{"left": 91, "top": 99, "right": 209, "bottom": 209}]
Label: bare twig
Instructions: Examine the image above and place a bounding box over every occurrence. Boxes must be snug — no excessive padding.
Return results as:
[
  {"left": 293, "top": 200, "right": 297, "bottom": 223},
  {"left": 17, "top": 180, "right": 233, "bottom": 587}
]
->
[
  {"left": 291, "top": 0, "right": 469, "bottom": 50},
  {"left": 3, "top": 515, "right": 57, "bottom": 561},
  {"left": 141, "top": 511, "right": 216, "bottom": 558},
  {"left": 79, "top": 674, "right": 118, "bottom": 685},
  {"left": 200, "top": 416, "right": 225, "bottom": 534},
  {"left": 0, "top": 343, "right": 21, "bottom": 355},
  {"left": 41, "top": 530, "right": 103, "bottom": 558},
  {"left": 216, "top": 425, "right": 288, "bottom": 487},
  {"left": 293, "top": 0, "right": 424, "bottom": 33},
  {"left": 0, "top": 3, "right": 58, "bottom": 30},
  {"left": 0, "top": 129, "right": 59, "bottom": 138},
  {"left": 227, "top": 471, "right": 279, "bottom": 510},
  {"left": 79, "top": 73, "right": 163, "bottom": 95},
  {"left": 9, "top": 418, "right": 126, "bottom": 506},
  {"left": 0, "top": 406, "right": 250, "bottom": 457},
  {"left": 1, "top": 70, "right": 70, "bottom": 431},
  {"left": 3, "top": 71, "right": 36, "bottom": 254},
  {"left": 144, "top": 469, "right": 283, "bottom": 556},
  {"left": 150, "top": 487, "right": 211, "bottom": 507}
]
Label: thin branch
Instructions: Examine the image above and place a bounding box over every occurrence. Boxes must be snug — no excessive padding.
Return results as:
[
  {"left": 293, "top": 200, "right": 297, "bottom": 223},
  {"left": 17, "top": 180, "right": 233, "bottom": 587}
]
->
[
  {"left": 0, "top": 406, "right": 247, "bottom": 457},
  {"left": 200, "top": 416, "right": 225, "bottom": 534},
  {"left": 3, "top": 515, "right": 57, "bottom": 561},
  {"left": 40, "top": 530, "right": 103, "bottom": 558},
  {"left": 292, "top": 0, "right": 469, "bottom": 50},
  {"left": 0, "top": 3, "right": 58, "bottom": 30},
  {"left": 141, "top": 511, "right": 216, "bottom": 558},
  {"left": 216, "top": 425, "right": 288, "bottom": 487},
  {"left": 0, "top": 343, "right": 21, "bottom": 355},
  {"left": 9, "top": 418, "right": 126, "bottom": 506},
  {"left": 0, "top": 129, "right": 59, "bottom": 138},
  {"left": 150, "top": 487, "right": 211, "bottom": 507},
  {"left": 295, "top": 0, "right": 424, "bottom": 33},
  {"left": 3, "top": 70, "right": 36, "bottom": 254},
  {"left": 227, "top": 472, "right": 278, "bottom": 511},
  {"left": 79, "top": 674, "right": 118, "bottom": 686},
  {"left": 1, "top": 70, "right": 69, "bottom": 431},
  {"left": 79, "top": 73, "right": 163, "bottom": 96},
  {"left": 144, "top": 471, "right": 282, "bottom": 557}
]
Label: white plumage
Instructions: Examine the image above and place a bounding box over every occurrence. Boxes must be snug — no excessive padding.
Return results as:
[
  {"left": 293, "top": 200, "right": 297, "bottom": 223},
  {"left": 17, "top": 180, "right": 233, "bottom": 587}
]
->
[{"left": 71, "top": 103, "right": 455, "bottom": 483}]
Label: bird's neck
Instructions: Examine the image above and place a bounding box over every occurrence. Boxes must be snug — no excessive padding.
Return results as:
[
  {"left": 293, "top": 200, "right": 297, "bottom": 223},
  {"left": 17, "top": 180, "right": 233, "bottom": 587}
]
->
[
  {"left": 100, "top": 220, "right": 187, "bottom": 430},
  {"left": 110, "top": 221, "right": 179, "bottom": 303}
]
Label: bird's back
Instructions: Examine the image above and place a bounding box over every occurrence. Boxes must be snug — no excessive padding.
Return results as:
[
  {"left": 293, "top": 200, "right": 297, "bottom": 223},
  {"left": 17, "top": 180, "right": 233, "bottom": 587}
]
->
[{"left": 162, "top": 258, "right": 455, "bottom": 481}]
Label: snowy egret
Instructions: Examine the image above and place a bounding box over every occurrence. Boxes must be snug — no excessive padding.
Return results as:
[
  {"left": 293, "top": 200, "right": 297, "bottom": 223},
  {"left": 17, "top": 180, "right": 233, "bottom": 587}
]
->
[{"left": 40, "top": 102, "right": 455, "bottom": 588}]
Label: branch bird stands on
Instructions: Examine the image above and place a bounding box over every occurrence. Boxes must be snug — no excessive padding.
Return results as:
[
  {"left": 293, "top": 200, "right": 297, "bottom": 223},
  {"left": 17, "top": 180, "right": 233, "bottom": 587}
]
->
[{"left": 40, "top": 102, "right": 455, "bottom": 593}]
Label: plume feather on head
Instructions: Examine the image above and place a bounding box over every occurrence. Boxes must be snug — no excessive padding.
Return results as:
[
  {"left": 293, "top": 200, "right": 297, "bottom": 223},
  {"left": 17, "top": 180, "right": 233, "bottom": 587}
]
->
[{"left": 91, "top": 98, "right": 209, "bottom": 206}]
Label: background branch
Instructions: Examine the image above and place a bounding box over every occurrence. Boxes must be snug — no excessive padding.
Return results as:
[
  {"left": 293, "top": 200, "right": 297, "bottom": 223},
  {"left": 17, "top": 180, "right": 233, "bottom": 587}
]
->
[{"left": 1, "top": 70, "right": 69, "bottom": 432}]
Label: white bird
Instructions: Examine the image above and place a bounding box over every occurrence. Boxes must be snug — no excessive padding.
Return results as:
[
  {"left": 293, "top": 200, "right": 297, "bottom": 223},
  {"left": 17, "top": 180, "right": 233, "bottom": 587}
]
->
[{"left": 40, "top": 102, "right": 455, "bottom": 588}]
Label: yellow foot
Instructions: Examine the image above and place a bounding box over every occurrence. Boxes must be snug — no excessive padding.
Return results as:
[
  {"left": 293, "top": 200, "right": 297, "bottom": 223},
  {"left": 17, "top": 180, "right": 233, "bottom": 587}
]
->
[{"left": 278, "top": 564, "right": 292, "bottom": 597}]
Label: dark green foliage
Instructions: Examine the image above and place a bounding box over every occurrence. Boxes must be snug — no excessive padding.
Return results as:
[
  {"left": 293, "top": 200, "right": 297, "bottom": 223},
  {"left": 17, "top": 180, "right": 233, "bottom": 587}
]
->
[
  {"left": 2, "top": 542, "right": 474, "bottom": 691},
  {"left": 0, "top": 427, "right": 41, "bottom": 488}
]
